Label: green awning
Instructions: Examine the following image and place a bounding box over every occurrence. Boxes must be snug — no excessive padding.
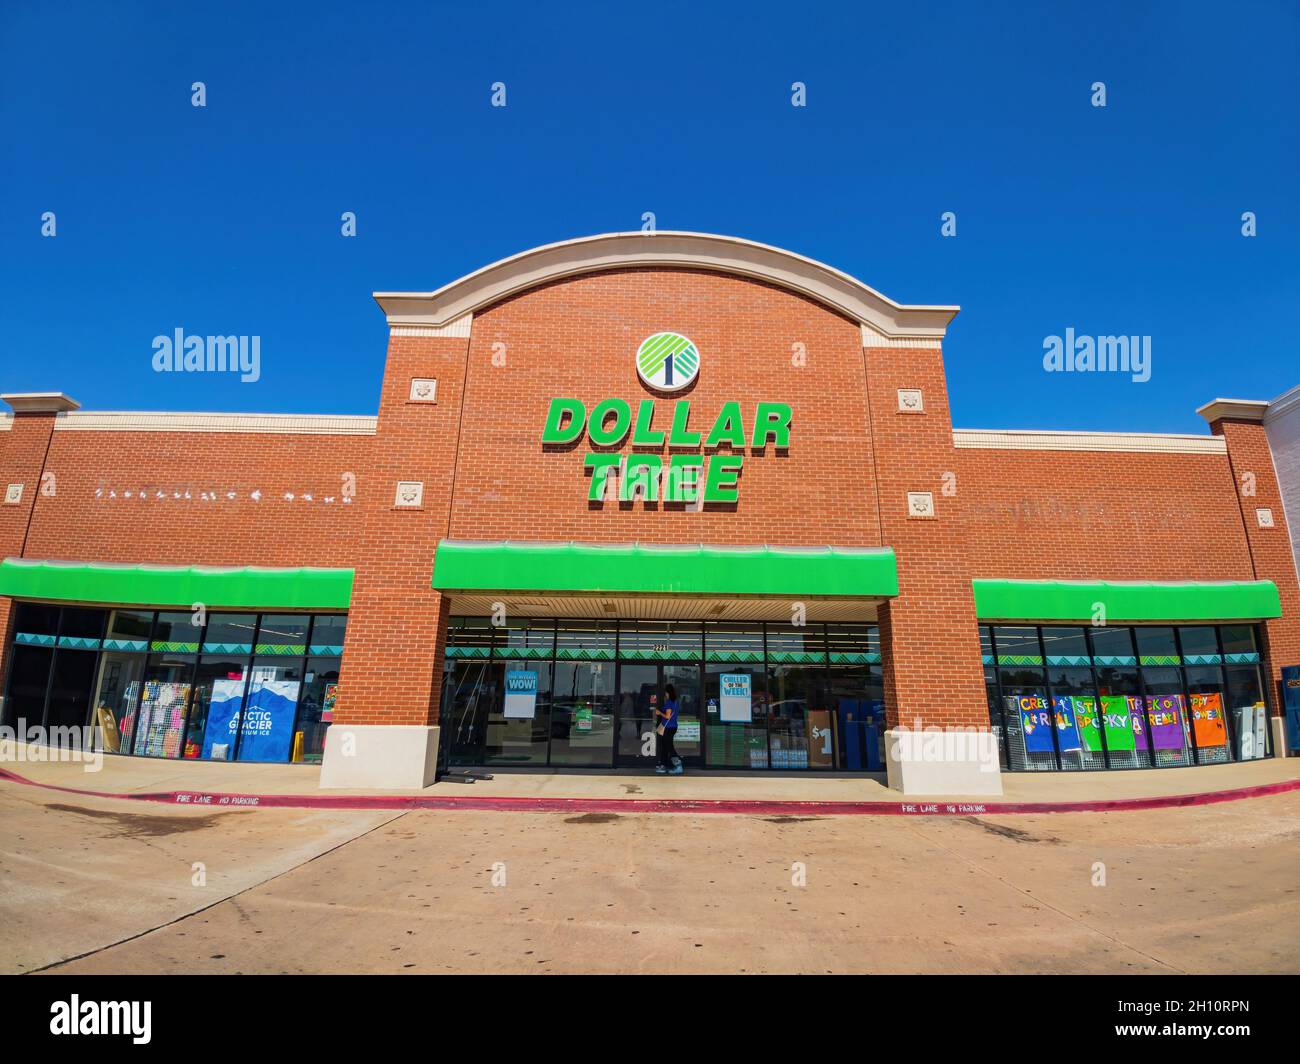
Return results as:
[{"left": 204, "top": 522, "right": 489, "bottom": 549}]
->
[
  {"left": 0, "top": 559, "right": 353, "bottom": 610},
  {"left": 972, "top": 578, "right": 1281, "bottom": 622},
  {"left": 432, "top": 540, "right": 898, "bottom": 598}
]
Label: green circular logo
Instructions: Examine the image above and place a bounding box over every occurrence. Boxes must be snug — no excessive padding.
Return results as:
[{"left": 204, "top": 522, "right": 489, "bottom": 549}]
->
[{"left": 636, "top": 332, "right": 700, "bottom": 392}]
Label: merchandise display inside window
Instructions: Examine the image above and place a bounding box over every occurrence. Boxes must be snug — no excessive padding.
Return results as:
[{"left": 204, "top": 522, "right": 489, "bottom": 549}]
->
[
  {"left": 1, "top": 605, "right": 347, "bottom": 765},
  {"left": 983, "top": 623, "right": 1273, "bottom": 771}
]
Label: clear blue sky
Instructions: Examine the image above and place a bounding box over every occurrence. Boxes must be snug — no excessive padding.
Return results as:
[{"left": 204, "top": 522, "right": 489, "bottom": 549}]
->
[{"left": 1, "top": 0, "right": 1296, "bottom": 431}]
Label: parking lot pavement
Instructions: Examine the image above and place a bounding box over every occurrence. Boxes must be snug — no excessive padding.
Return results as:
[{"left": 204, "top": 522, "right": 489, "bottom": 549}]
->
[{"left": 3, "top": 780, "right": 1297, "bottom": 974}]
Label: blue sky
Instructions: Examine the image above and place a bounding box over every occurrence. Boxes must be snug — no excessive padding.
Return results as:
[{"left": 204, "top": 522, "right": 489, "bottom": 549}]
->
[{"left": 1, "top": 0, "right": 1296, "bottom": 431}]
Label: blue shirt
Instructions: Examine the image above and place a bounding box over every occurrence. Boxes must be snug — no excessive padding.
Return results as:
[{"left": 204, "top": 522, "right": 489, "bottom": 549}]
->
[{"left": 662, "top": 698, "right": 679, "bottom": 729}]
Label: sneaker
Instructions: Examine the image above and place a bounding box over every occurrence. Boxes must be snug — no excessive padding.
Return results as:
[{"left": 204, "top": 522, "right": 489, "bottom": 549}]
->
[
  {"left": 668, "top": 765, "right": 684, "bottom": 776},
  {"left": 671, "top": 756, "right": 683, "bottom": 768},
  {"left": 655, "top": 765, "right": 669, "bottom": 775}
]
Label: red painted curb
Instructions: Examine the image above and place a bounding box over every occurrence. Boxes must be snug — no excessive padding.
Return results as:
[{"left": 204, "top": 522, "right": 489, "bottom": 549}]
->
[{"left": 2, "top": 765, "right": 1298, "bottom": 816}]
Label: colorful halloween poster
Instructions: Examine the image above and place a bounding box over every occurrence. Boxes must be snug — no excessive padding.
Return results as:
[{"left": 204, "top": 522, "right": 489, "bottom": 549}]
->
[
  {"left": 1146, "top": 694, "right": 1186, "bottom": 751},
  {"left": 321, "top": 683, "right": 338, "bottom": 723},
  {"left": 1051, "top": 695, "right": 1082, "bottom": 752},
  {"left": 1099, "top": 695, "right": 1136, "bottom": 750},
  {"left": 1073, "top": 696, "right": 1103, "bottom": 752},
  {"left": 1189, "top": 692, "right": 1227, "bottom": 747},
  {"left": 1017, "top": 695, "right": 1055, "bottom": 754}
]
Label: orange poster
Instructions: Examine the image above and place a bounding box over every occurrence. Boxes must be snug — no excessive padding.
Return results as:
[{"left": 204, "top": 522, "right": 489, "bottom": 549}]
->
[{"left": 1190, "top": 692, "right": 1227, "bottom": 747}]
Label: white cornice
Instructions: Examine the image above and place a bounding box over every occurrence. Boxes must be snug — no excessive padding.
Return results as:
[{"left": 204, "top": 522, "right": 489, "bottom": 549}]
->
[
  {"left": 953, "top": 428, "right": 1228, "bottom": 454},
  {"left": 389, "top": 314, "right": 473, "bottom": 338},
  {"left": 53, "top": 411, "right": 377, "bottom": 435},
  {"left": 860, "top": 322, "right": 943, "bottom": 349},
  {"left": 1196, "top": 398, "right": 1269, "bottom": 424},
  {"left": 2, "top": 392, "right": 80, "bottom": 413},
  {"left": 374, "top": 232, "right": 959, "bottom": 339}
]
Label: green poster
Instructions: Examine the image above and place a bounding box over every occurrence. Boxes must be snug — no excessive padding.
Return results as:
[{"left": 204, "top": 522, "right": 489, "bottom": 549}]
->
[
  {"left": 574, "top": 705, "right": 593, "bottom": 732},
  {"left": 1100, "top": 694, "right": 1136, "bottom": 751},
  {"left": 1074, "top": 696, "right": 1103, "bottom": 752}
]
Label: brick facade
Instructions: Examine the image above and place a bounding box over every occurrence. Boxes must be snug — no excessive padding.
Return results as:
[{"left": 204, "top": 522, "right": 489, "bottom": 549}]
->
[{"left": 2, "top": 246, "right": 1295, "bottom": 750}]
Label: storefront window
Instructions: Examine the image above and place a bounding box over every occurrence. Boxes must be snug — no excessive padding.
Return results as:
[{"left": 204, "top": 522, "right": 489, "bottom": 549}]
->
[
  {"left": 1178, "top": 626, "right": 1221, "bottom": 665},
  {"left": 1184, "top": 665, "right": 1232, "bottom": 765},
  {"left": 103, "top": 608, "right": 153, "bottom": 652},
  {"left": 1135, "top": 627, "right": 1180, "bottom": 666},
  {"left": 254, "top": 614, "right": 310, "bottom": 657},
  {"left": 297, "top": 655, "right": 340, "bottom": 763},
  {"left": 1220, "top": 625, "right": 1261, "bottom": 663},
  {"left": 91, "top": 651, "right": 146, "bottom": 753},
  {"left": 1040, "top": 626, "right": 1090, "bottom": 665},
  {"left": 765, "top": 622, "right": 828, "bottom": 665},
  {"left": 152, "top": 611, "right": 203, "bottom": 654},
  {"left": 1093, "top": 664, "right": 1146, "bottom": 769},
  {"left": 308, "top": 614, "right": 347, "bottom": 656},
  {"left": 5, "top": 644, "right": 52, "bottom": 729},
  {"left": 482, "top": 662, "right": 552, "bottom": 766},
  {"left": 994, "top": 626, "right": 1042, "bottom": 666},
  {"left": 548, "top": 660, "right": 615, "bottom": 765},
  {"left": 1045, "top": 665, "right": 1098, "bottom": 770},
  {"left": 189, "top": 656, "right": 251, "bottom": 760},
  {"left": 999, "top": 665, "right": 1055, "bottom": 771},
  {"left": 554, "top": 620, "right": 615, "bottom": 660},
  {"left": 1140, "top": 665, "right": 1192, "bottom": 767},
  {"left": 824, "top": 664, "right": 885, "bottom": 770},
  {"left": 239, "top": 658, "right": 303, "bottom": 762},
  {"left": 765, "top": 664, "right": 818, "bottom": 769},
  {"left": 984, "top": 664, "right": 1008, "bottom": 769},
  {"left": 704, "top": 664, "right": 767, "bottom": 768},
  {"left": 133, "top": 652, "right": 197, "bottom": 758},
  {"left": 1226, "top": 665, "right": 1269, "bottom": 760},
  {"left": 496, "top": 618, "right": 555, "bottom": 661}
]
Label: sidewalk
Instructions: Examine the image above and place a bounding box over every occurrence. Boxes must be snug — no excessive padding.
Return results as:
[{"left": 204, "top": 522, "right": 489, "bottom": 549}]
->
[{"left": 2, "top": 744, "right": 1297, "bottom": 814}]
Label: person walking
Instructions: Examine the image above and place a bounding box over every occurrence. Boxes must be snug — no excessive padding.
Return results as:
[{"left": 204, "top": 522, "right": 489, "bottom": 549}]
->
[{"left": 655, "top": 683, "right": 682, "bottom": 775}]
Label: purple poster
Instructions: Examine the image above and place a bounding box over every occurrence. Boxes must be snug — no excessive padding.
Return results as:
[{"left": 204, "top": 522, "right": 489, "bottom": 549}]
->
[{"left": 1146, "top": 695, "right": 1186, "bottom": 751}]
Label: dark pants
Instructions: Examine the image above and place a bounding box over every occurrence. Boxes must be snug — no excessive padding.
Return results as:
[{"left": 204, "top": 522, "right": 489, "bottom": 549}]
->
[{"left": 657, "top": 727, "right": 678, "bottom": 767}]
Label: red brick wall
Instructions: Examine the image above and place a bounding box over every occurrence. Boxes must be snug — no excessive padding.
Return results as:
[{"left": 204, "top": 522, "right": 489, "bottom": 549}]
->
[
  {"left": 24, "top": 429, "right": 369, "bottom": 568},
  {"left": 450, "top": 268, "right": 881, "bottom": 545},
  {"left": 957, "top": 447, "right": 1254, "bottom": 580},
  {"left": 861, "top": 345, "right": 986, "bottom": 730}
]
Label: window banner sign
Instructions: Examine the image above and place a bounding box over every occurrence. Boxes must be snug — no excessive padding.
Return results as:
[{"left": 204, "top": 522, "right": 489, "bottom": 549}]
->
[
  {"left": 1283, "top": 666, "right": 1300, "bottom": 753},
  {"left": 1016, "top": 695, "right": 1055, "bottom": 754},
  {"left": 1146, "top": 694, "right": 1187, "bottom": 751},
  {"left": 202, "top": 677, "right": 246, "bottom": 760},
  {"left": 237, "top": 679, "right": 300, "bottom": 762},
  {"left": 1099, "top": 695, "right": 1138, "bottom": 751},
  {"left": 1071, "top": 696, "right": 1104, "bottom": 752},
  {"left": 719, "top": 673, "right": 753, "bottom": 723},
  {"left": 503, "top": 670, "right": 539, "bottom": 719},
  {"left": 1189, "top": 692, "right": 1228, "bottom": 748},
  {"left": 1051, "top": 695, "right": 1082, "bottom": 752}
]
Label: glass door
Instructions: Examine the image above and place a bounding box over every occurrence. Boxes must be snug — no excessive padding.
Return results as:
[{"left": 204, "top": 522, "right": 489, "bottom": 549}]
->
[{"left": 616, "top": 662, "right": 701, "bottom": 767}]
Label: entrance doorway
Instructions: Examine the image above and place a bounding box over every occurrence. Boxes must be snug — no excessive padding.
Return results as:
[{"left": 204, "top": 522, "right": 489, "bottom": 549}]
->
[{"left": 616, "top": 662, "right": 701, "bottom": 767}]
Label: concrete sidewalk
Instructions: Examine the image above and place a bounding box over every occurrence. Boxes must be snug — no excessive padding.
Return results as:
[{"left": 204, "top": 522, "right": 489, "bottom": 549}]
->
[{"left": 3, "top": 744, "right": 1297, "bottom": 809}]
